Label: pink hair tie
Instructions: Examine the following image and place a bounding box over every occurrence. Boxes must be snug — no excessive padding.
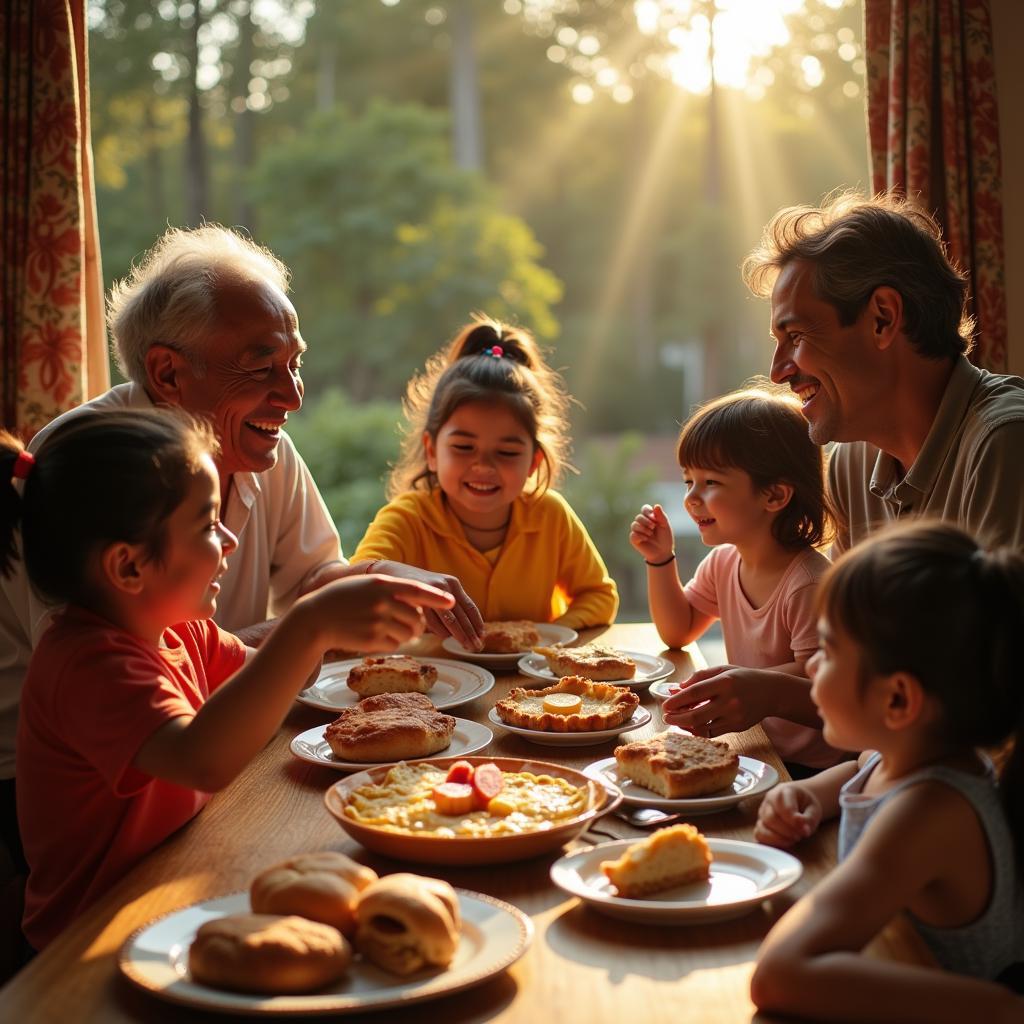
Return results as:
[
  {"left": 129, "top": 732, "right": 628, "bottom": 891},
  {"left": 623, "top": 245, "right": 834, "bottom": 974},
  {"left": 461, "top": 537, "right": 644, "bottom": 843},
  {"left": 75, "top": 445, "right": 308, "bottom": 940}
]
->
[
  {"left": 484, "top": 345, "right": 503, "bottom": 358},
  {"left": 12, "top": 450, "right": 35, "bottom": 481}
]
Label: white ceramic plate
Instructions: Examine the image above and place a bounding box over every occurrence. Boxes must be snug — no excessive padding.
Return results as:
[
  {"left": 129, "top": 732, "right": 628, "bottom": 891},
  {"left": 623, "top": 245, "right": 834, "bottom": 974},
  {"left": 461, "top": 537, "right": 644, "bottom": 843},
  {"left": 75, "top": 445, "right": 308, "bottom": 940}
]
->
[
  {"left": 550, "top": 838, "right": 802, "bottom": 924},
  {"left": 584, "top": 755, "right": 778, "bottom": 814},
  {"left": 486, "top": 706, "right": 652, "bottom": 747},
  {"left": 442, "top": 623, "right": 578, "bottom": 668},
  {"left": 290, "top": 720, "right": 493, "bottom": 772},
  {"left": 296, "top": 658, "right": 494, "bottom": 713},
  {"left": 648, "top": 679, "right": 683, "bottom": 703},
  {"left": 119, "top": 889, "right": 532, "bottom": 1015},
  {"left": 516, "top": 650, "right": 675, "bottom": 689}
]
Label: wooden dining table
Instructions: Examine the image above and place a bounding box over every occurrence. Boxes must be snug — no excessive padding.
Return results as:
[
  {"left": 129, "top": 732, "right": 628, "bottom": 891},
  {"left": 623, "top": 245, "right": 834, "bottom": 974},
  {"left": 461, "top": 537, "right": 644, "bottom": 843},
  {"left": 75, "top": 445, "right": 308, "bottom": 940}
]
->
[{"left": 0, "top": 623, "right": 934, "bottom": 1023}]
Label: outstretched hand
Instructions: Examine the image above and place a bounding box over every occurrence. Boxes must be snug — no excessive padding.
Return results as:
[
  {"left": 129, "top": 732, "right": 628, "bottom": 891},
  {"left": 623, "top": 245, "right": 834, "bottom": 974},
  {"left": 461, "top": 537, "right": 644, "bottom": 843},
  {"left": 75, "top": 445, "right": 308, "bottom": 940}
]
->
[
  {"left": 661, "top": 664, "right": 776, "bottom": 737},
  {"left": 629, "top": 503, "right": 675, "bottom": 563},
  {"left": 368, "top": 560, "right": 484, "bottom": 650},
  {"left": 313, "top": 573, "right": 455, "bottom": 654},
  {"left": 754, "top": 781, "right": 822, "bottom": 847}
]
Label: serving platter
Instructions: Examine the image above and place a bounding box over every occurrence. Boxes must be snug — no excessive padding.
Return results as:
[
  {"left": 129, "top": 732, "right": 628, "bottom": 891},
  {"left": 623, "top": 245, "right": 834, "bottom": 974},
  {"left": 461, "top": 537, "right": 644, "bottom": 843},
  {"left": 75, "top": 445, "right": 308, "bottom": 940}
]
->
[
  {"left": 516, "top": 650, "right": 675, "bottom": 689},
  {"left": 290, "top": 720, "right": 493, "bottom": 772},
  {"left": 442, "top": 623, "right": 578, "bottom": 669},
  {"left": 584, "top": 755, "right": 778, "bottom": 814},
  {"left": 119, "top": 889, "right": 532, "bottom": 1015},
  {"left": 486, "top": 706, "right": 652, "bottom": 747},
  {"left": 297, "top": 658, "right": 494, "bottom": 713},
  {"left": 550, "top": 838, "right": 802, "bottom": 924},
  {"left": 324, "top": 755, "right": 622, "bottom": 865}
]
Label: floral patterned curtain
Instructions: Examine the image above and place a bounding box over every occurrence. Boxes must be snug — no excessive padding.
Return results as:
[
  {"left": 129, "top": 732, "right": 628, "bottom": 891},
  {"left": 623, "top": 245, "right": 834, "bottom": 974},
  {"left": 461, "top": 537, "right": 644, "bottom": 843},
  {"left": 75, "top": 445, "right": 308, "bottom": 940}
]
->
[
  {"left": 0, "top": 0, "right": 107, "bottom": 438},
  {"left": 864, "top": 0, "right": 1007, "bottom": 370}
]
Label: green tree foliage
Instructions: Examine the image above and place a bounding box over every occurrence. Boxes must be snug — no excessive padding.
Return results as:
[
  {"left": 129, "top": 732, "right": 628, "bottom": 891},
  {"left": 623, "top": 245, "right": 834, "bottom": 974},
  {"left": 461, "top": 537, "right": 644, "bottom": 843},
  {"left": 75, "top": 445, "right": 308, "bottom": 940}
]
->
[
  {"left": 282, "top": 390, "right": 402, "bottom": 554},
  {"left": 248, "top": 100, "right": 562, "bottom": 400}
]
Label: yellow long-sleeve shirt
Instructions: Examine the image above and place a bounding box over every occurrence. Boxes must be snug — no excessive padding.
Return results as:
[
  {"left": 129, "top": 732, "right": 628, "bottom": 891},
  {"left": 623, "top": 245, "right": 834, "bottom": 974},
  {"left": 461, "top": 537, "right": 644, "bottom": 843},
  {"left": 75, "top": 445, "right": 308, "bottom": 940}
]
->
[{"left": 352, "top": 488, "right": 618, "bottom": 629}]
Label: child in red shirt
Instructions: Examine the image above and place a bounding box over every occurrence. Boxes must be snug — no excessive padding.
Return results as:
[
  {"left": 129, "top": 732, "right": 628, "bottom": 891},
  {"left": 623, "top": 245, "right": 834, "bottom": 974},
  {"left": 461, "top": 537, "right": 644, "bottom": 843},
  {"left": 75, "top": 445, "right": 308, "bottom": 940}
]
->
[{"left": 0, "top": 410, "right": 452, "bottom": 950}]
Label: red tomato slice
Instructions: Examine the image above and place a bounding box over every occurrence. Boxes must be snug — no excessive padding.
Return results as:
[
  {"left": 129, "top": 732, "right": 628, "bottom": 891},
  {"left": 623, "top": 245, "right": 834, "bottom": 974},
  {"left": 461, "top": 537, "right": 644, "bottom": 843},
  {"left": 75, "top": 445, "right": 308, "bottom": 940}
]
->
[
  {"left": 445, "top": 760, "right": 475, "bottom": 785},
  {"left": 471, "top": 762, "right": 504, "bottom": 809}
]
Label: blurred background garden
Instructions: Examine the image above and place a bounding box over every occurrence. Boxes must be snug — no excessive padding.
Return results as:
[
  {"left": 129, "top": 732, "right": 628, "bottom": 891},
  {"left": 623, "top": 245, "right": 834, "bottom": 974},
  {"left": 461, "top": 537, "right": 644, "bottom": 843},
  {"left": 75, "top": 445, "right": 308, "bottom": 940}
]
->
[{"left": 88, "top": 0, "right": 868, "bottom": 619}]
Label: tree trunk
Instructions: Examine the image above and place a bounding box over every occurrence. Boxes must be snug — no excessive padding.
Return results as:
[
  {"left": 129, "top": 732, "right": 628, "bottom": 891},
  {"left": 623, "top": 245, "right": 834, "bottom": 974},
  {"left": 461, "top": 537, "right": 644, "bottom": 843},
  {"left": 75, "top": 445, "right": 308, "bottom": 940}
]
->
[
  {"left": 185, "top": 4, "right": 209, "bottom": 225},
  {"left": 234, "top": 2, "right": 256, "bottom": 231},
  {"left": 144, "top": 98, "right": 165, "bottom": 223},
  {"left": 449, "top": 0, "right": 483, "bottom": 170}
]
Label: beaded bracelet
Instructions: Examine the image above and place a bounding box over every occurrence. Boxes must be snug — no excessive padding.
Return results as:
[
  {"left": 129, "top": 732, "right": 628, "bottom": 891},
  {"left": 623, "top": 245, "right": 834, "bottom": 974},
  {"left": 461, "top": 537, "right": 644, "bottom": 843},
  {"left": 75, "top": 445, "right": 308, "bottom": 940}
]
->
[{"left": 645, "top": 553, "right": 676, "bottom": 567}]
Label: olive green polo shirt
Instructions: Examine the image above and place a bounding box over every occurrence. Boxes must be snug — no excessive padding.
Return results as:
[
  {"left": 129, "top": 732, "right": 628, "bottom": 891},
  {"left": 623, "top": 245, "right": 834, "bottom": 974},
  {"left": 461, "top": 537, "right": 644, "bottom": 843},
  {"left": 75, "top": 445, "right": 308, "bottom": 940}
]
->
[{"left": 829, "top": 356, "right": 1024, "bottom": 554}]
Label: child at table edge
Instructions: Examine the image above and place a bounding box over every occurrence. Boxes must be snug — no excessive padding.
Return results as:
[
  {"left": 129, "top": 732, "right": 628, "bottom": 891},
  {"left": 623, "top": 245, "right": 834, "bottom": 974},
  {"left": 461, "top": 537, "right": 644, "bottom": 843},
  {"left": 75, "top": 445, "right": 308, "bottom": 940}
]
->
[
  {"left": 630, "top": 385, "right": 842, "bottom": 771},
  {"left": 0, "top": 410, "right": 450, "bottom": 951},
  {"left": 351, "top": 316, "right": 618, "bottom": 629},
  {"left": 752, "top": 521, "right": 1024, "bottom": 1022}
]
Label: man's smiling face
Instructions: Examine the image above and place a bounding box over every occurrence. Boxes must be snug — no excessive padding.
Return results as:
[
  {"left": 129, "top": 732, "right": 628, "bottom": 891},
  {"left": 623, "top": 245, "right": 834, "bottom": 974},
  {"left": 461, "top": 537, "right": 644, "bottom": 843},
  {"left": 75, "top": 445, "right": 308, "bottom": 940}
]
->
[
  {"left": 768, "top": 259, "right": 878, "bottom": 446},
  {"left": 175, "top": 278, "right": 306, "bottom": 478}
]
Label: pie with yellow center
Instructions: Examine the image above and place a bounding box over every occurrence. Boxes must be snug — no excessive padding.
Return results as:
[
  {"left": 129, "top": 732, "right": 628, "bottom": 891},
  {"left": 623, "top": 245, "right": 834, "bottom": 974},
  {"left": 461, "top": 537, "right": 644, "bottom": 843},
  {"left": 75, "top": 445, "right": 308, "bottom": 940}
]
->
[
  {"left": 494, "top": 676, "right": 639, "bottom": 733},
  {"left": 532, "top": 643, "right": 637, "bottom": 681}
]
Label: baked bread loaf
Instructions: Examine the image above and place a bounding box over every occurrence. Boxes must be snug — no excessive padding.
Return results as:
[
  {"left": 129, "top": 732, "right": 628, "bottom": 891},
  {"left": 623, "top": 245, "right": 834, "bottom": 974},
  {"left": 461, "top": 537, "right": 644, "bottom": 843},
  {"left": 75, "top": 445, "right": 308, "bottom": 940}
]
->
[
  {"left": 354, "top": 873, "right": 461, "bottom": 975},
  {"left": 600, "top": 824, "right": 713, "bottom": 897},
  {"left": 188, "top": 913, "right": 351, "bottom": 994},
  {"left": 324, "top": 692, "right": 455, "bottom": 763},
  {"left": 479, "top": 620, "right": 540, "bottom": 653},
  {"left": 533, "top": 643, "right": 636, "bottom": 681},
  {"left": 250, "top": 851, "right": 378, "bottom": 936},
  {"left": 495, "top": 675, "right": 639, "bottom": 732},
  {"left": 347, "top": 656, "right": 438, "bottom": 697},
  {"left": 614, "top": 729, "right": 739, "bottom": 798}
]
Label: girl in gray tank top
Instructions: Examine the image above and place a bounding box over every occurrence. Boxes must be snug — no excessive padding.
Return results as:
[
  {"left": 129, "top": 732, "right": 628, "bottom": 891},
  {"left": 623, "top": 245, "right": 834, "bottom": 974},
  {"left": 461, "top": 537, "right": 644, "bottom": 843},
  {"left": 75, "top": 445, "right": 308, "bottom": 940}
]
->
[{"left": 749, "top": 522, "right": 1024, "bottom": 1023}]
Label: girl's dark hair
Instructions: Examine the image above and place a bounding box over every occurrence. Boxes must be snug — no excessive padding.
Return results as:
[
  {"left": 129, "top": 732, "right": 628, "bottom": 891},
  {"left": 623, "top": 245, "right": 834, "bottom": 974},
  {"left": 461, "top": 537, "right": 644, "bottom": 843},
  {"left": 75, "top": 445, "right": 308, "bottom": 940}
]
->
[
  {"left": 676, "top": 383, "right": 834, "bottom": 550},
  {"left": 388, "top": 314, "right": 572, "bottom": 499},
  {"left": 0, "top": 409, "right": 219, "bottom": 606},
  {"left": 820, "top": 520, "right": 1024, "bottom": 873}
]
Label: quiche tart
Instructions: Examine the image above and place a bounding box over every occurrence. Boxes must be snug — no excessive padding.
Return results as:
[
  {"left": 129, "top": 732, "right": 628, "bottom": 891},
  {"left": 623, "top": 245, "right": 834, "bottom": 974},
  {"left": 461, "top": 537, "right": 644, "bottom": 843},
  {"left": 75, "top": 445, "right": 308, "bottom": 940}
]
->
[
  {"left": 533, "top": 642, "right": 637, "bottom": 681},
  {"left": 494, "top": 675, "right": 639, "bottom": 733},
  {"left": 480, "top": 620, "right": 541, "bottom": 653}
]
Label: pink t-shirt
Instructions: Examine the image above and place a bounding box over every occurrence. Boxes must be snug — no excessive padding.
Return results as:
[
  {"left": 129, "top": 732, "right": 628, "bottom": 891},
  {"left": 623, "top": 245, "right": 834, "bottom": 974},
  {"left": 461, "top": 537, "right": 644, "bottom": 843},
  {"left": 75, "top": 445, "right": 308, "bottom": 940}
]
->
[
  {"left": 17, "top": 606, "right": 246, "bottom": 950},
  {"left": 684, "top": 544, "right": 841, "bottom": 768}
]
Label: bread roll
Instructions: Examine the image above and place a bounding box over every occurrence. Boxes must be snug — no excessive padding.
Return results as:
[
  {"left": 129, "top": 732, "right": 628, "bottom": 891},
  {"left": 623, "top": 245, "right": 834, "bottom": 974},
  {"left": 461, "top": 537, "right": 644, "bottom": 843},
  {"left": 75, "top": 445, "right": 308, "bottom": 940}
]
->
[
  {"left": 250, "top": 851, "right": 378, "bottom": 936},
  {"left": 188, "top": 913, "right": 351, "bottom": 994},
  {"left": 354, "top": 873, "right": 460, "bottom": 975}
]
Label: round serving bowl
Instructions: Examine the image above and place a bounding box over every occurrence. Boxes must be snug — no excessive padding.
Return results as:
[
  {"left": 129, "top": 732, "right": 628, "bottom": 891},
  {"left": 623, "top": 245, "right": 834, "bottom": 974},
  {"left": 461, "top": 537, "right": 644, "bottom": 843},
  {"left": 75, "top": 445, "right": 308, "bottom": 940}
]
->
[{"left": 324, "top": 755, "right": 622, "bottom": 865}]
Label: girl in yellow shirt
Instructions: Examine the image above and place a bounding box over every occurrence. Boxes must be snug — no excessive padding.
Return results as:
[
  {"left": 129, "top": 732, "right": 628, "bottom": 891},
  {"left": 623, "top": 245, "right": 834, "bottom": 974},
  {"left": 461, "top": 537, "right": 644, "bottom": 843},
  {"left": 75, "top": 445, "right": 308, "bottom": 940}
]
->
[{"left": 352, "top": 316, "right": 618, "bottom": 630}]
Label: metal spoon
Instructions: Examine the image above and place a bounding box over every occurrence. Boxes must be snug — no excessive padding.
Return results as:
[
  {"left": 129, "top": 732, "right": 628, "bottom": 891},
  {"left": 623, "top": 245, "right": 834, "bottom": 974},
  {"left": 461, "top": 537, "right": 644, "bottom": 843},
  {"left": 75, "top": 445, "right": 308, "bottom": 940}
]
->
[{"left": 615, "top": 806, "right": 684, "bottom": 828}]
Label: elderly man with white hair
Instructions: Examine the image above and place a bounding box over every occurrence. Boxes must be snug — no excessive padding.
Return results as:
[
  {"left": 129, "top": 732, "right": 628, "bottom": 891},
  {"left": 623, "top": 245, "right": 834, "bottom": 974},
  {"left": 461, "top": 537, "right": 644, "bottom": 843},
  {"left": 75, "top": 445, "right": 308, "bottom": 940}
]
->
[{"left": 0, "top": 224, "right": 484, "bottom": 873}]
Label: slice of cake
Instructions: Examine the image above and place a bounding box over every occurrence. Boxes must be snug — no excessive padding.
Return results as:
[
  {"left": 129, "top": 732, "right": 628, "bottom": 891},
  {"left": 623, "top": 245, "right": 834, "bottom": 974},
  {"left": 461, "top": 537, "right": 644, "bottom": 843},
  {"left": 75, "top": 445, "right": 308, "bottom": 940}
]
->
[
  {"left": 533, "top": 643, "right": 636, "bottom": 681},
  {"left": 601, "top": 824, "right": 712, "bottom": 898},
  {"left": 614, "top": 729, "right": 739, "bottom": 798},
  {"left": 479, "top": 620, "right": 540, "bottom": 653},
  {"left": 346, "top": 656, "right": 438, "bottom": 697}
]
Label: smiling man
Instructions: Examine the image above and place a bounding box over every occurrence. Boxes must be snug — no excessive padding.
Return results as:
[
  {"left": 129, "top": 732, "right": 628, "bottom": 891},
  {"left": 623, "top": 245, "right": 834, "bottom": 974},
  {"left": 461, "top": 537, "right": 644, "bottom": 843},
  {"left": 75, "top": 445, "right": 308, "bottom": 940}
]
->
[
  {"left": 0, "top": 225, "right": 482, "bottom": 874},
  {"left": 744, "top": 190, "right": 1024, "bottom": 554}
]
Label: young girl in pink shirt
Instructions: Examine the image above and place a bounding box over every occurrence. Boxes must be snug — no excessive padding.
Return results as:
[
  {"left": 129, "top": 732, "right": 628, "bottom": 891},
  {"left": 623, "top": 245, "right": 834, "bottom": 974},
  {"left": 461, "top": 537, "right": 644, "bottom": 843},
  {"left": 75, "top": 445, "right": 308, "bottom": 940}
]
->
[
  {"left": 0, "top": 410, "right": 451, "bottom": 951},
  {"left": 629, "top": 386, "right": 839, "bottom": 771}
]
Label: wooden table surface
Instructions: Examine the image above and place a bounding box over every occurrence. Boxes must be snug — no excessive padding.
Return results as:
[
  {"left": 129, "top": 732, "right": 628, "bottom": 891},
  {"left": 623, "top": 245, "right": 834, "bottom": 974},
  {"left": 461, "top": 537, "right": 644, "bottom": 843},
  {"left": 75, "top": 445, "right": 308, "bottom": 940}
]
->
[{"left": 0, "top": 624, "right": 933, "bottom": 1023}]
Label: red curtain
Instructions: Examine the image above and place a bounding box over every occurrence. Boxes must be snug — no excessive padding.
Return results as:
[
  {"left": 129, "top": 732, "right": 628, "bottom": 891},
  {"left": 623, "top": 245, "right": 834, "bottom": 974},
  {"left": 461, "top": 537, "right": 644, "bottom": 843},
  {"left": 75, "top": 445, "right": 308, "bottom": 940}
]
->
[
  {"left": 0, "top": 0, "right": 107, "bottom": 438},
  {"left": 864, "top": 0, "right": 1007, "bottom": 370}
]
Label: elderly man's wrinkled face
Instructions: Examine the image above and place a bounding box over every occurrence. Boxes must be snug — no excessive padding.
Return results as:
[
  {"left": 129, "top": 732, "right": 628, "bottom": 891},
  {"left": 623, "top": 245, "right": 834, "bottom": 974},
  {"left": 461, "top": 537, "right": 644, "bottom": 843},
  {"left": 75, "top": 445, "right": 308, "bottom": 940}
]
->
[
  {"left": 768, "top": 260, "right": 877, "bottom": 446},
  {"left": 177, "top": 279, "right": 305, "bottom": 479}
]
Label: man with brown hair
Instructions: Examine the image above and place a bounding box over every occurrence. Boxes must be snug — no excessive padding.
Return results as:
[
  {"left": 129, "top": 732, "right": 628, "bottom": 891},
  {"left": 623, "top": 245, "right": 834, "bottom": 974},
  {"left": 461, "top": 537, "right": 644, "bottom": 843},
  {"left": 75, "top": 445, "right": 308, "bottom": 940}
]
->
[{"left": 744, "top": 189, "right": 1024, "bottom": 554}]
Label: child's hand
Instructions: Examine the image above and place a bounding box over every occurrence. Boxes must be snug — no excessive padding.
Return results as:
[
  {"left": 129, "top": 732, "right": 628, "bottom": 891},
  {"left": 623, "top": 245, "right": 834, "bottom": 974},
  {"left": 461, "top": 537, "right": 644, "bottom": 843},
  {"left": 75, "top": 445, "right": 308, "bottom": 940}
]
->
[
  {"left": 754, "top": 782, "right": 822, "bottom": 848},
  {"left": 629, "top": 503, "right": 675, "bottom": 564},
  {"left": 309, "top": 574, "right": 455, "bottom": 653}
]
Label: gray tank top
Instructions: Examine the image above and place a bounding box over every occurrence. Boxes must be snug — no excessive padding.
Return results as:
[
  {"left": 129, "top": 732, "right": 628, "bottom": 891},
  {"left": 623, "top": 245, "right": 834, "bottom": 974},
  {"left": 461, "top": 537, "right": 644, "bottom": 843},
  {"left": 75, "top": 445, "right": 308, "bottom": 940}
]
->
[{"left": 839, "top": 752, "right": 1024, "bottom": 979}]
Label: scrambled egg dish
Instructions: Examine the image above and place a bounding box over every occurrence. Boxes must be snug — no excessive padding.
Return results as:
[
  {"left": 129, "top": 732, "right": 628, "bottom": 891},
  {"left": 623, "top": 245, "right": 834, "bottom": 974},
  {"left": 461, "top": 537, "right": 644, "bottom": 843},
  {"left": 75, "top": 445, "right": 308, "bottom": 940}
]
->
[{"left": 344, "top": 763, "right": 590, "bottom": 837}]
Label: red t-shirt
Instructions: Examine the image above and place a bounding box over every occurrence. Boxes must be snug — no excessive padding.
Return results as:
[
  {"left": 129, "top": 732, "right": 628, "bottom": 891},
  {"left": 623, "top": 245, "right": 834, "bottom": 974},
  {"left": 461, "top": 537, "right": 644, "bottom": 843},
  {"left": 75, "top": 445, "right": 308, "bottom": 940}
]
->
[{"left": 16, "top": 606, "right": 246, "bottom": 950}]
